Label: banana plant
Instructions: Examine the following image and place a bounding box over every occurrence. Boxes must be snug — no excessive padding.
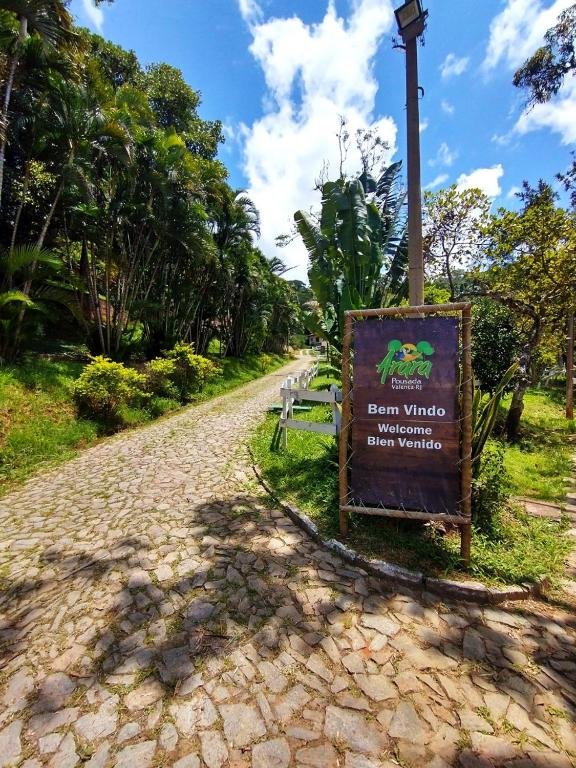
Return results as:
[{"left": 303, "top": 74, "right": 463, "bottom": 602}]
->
[{"left": 295, "top": 162, "right": 407, "bottom": 352}]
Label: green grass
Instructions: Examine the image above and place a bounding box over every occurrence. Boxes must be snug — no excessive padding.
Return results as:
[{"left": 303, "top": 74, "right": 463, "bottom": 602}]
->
[
  {"left": 0, "top": 351, "right": 292, "bottom": 495},
  {"left": 502, "top": 387, "right": 575, "bottom": 501},
  {"left": 0, "top": 359, "right": 99, "bottom": 492},
  {"left": 250, "top": 372, "right": 574, "bottom": 586}
]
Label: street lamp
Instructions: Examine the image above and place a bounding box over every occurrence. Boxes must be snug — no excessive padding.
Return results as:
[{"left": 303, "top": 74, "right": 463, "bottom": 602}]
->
[
  {"left": 395, "top": 0, "right": 426, "bottom": 38},
  {"left": 395, "top": 0, "right": 428, "bottom": 306}
]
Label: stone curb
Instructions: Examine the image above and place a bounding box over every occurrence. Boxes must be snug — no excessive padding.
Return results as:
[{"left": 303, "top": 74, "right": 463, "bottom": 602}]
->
[{"left": 250, "top": 461, "right": 549, "bottom": 605}]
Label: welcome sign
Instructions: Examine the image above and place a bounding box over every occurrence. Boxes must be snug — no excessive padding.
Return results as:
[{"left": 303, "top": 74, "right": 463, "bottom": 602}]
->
[{"left": 350, "top": 316, "right": 460, "bottom": 514}]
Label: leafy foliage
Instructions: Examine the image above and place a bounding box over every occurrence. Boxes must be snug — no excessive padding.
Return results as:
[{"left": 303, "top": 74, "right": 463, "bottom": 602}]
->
[
  {"left": 161, "top": 342, "right": 220, "bottom": 402},
  {"left": 471, "top": 362, "right": 518, "bottom": 475},
  {"left": 73, "top": 355, "right": 146, "bottom": 422},
  {"left": 471, "top": 441, "right": 509, "bottom": 534},
  {"left": 0, "top": 8, "right": 306, "bottom": 363},
  {"left": 473, "top": 181, "right": 576, "bottom": 440},
  {"left": 513, "top": 4, "right": 576, "bottom": 105},
  {"left": 294, "top": 163, "right": 407, "bottom": 352},
  {"left": 423, "top": 185, "right": 490, "bottom": 300},
  {"left": 471, "top": 299, "right": 521, "bottom": 394},
  {"left": 145, "top": 357, "right": 179, "bottom": 399}
]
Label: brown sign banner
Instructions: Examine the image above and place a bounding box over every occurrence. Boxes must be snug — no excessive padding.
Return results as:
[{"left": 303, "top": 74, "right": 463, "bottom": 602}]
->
[{"left": 350, "top": 316, "right": 460, "bottom": 514}]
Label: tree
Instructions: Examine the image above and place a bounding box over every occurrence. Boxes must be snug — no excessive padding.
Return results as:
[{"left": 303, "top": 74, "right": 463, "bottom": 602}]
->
[
  {"left": 512, "top": 4, "right": 576, "bottom": 208},
  {"left": 423, "top": 185, "right": 491, "bottom": 301},
  {"left": 294, "top": 162, "right": 408, "bottom": 353},
  {"left": 513, "top": 4, "right": 576, "bottom": 105},
  {"left": 474, "top": 181, "right": 576, "bottom": 440},
  {"left": 0, "top": 11, "right": 286, "bottom": 368},
  {"left": 0, "top": 0, "right": 75, "bottom": 210}
]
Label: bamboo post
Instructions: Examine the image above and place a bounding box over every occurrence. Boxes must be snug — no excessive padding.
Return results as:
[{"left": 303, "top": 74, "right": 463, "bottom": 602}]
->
[
  {"left": 339, "top": 314, "right": 353, "bottom": 536},
  {"left": 460, "top": 304, "right": 473, "bottom": 567}
]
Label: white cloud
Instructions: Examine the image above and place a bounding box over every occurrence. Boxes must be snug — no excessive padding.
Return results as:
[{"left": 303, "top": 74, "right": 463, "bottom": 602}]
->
[
  {"left": 441, "top": 100, "right": 455, "bottom": 116},
  {"left": 238, "top": 0, "right": 263, "bottom": 26},
  {"left": 81, "top": 0, "right": 104, "bottom": 31},
  {"left": 419, "top": 118, "right": 429, "bottom": 133},
  {"left": 456, "top": 165, "right": 504, "bottom": 197},
  {"left": 429, "top": 142, "right": 457, "bottom": 168},
  {"left": 425, "top": 174, "right": 449, "bottom": 190},
  {"left": 238, "top": 0, "right": 397, "bottom": 281},
  {"left": 507, "top": 185, "right": 521, "bottom": 199},
  {"left": 514, "top": 78, "right": 576, "bottom": 143},
  {"left": 440, "top": 53, "right": 469, "bottom": 79},
  {"left": 491, "top": 131, "right": 513, "bottom": 146},
  {"left": 483, "top": 0, "right": 573, "bottom": 73}
]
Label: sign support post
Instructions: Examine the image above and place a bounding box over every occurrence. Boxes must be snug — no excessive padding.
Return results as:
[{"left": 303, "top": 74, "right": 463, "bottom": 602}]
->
[
  {"left": 459, "top": 303, "right": 473, "bottom": 564},
  {"left": 338, "top": 302, "right": 473, "bottom": 567},
  {"left": 339, "top": 312, "right": 354, "bottom": 537}
]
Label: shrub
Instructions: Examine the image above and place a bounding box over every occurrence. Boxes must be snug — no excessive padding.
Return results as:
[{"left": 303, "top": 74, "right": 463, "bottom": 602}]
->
[
  {"left": 472, "top": 299, "right": 521, "bottom": 394},
  {"left": 145, "top": 357, "right": 179, "bottom": 399},
  {"left": 472, "top": 441, "right": 509, "bottom": 535},
  {"left": 73, "top": 356, "right": 147, "bottom": 424},
  {"left": 162, "top": 342, "right": 220, "bottom": 401}
]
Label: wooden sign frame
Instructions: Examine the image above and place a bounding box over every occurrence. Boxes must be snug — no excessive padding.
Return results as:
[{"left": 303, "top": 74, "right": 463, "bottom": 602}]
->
[{"left": 338, "top": 303, "right": 473, "bottom": 565}]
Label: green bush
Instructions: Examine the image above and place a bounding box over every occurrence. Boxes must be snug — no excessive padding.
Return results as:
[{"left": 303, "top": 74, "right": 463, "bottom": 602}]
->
[
  {"left": 145, "top": 357, "right": 179, "bottom": 399},
  {"left": 472, "top": 441, "right": 509, "bottom": 535},
  {"left": 73, "top": 356, "right": 147, "bottom": 424},
  {"left": 471, "top": 299, "right": 521, "bottom": 394},
  {"left": 162, "top": 342, "right": 220, "bottom": 401}
]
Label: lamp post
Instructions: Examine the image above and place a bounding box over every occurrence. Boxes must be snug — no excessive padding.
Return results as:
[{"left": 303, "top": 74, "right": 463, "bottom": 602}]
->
[{"left": 394, "top": 0, "right": 428, "bottom": 307}]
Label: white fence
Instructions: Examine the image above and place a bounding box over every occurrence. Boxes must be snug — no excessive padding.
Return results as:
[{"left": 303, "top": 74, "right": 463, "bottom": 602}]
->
[{"left": 279, "top": 361, "right": 341, "bottom": 447}]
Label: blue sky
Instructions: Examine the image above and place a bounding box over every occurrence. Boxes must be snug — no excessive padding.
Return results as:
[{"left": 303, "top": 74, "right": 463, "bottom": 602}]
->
[{"left": 70, "top": 0, "right": 576, "bottom": 281}]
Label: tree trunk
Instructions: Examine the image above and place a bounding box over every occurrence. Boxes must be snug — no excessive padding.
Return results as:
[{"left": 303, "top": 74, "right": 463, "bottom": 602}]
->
[
  {"left": 11, "top": 174, "right": 65, "bottom": 356},
  {"left": 505, "top": 319, "right": 542, "bottom": 441},
  {"left": 9, "top": 159, "right": 31, "bottom": 257},
  {"left": 505, "top": 380, "right": 529, "bottom": 442}
]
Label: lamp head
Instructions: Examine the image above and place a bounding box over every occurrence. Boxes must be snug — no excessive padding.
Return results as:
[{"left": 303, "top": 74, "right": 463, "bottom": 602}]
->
[{"left": 394, "top": 0, "right": 427, "bottom": 40}]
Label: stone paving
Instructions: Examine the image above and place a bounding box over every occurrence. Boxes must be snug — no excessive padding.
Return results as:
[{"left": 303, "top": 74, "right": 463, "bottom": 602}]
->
[{"left": 0, "top": 357, "right": 575, "bottom": 768}]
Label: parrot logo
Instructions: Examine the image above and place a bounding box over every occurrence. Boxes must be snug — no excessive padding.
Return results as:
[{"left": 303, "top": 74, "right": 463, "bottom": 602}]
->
[{"left": 377, "top": 339, "right": 435, "bottom": 383}]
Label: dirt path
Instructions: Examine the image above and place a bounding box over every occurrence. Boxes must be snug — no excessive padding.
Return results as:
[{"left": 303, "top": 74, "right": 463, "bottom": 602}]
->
[{"left": 0, "top": 358, "right": 574, "bottom": 768}]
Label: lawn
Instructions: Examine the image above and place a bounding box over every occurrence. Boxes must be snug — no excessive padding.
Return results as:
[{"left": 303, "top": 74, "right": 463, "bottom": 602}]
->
[
  {"left": 502, "top": 387, "right": 575, "bottom": 502},
  {"left": 0, "top": 351, "right": 291, "bottom": 495},
  {"left": 250, "top": 369, "right": 574, "bottom": 586}
]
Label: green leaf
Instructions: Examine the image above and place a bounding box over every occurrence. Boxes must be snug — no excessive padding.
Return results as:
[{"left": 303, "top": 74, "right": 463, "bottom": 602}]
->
[{"left": 0, "top": 290, "right": 34, "bottom": 308}]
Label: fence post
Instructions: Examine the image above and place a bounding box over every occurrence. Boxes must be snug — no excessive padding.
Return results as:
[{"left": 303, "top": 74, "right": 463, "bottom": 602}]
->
[
  {"left": 281, "top": 376, "right": 292, "bottom": 448},
  {"left": 330, "top": 384, "right": 341, "bottom": 434}
]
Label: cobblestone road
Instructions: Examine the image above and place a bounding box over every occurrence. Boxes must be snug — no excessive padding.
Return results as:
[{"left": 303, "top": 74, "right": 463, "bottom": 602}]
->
[{"left": 0, "top": 358, "right": 575, "bottom": 768}]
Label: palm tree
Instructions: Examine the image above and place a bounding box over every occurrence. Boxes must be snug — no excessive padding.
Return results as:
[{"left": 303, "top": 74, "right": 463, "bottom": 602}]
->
[
  {"left": 0, "top": 0, "right": 74, "bottom": 210},
  {"left": 0, "top": 243, "right": 63, "bottom": 358},
  {"left": 10, "top": 80, "right": 131, "bottom": 355}
]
